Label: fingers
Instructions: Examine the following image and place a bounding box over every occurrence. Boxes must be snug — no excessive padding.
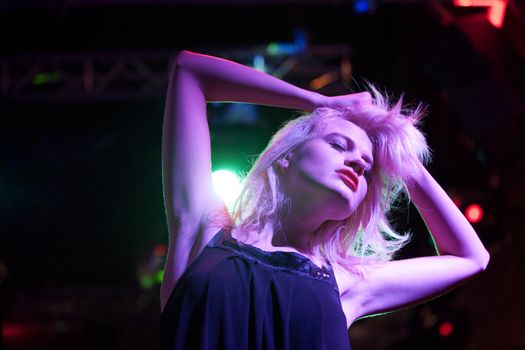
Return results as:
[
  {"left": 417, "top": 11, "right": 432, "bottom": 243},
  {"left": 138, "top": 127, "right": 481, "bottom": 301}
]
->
[
  {"left": 327, "top": 91, "right": 373, "bottom": 109},
  {"left": 355, "top": 92, "right": 372, "bottom": 104}
]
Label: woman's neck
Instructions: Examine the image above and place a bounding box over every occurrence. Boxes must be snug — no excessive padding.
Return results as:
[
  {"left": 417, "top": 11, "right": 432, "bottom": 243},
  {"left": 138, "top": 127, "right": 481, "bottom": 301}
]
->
[{"left": 272, "top": 199, "right": 335, "bottom": 253}]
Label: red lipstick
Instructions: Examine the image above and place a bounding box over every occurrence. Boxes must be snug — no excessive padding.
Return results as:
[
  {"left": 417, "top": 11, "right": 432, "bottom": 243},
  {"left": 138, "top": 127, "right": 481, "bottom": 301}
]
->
[{"left": 335, "top": 169, "right": 359, "bottom": 191}]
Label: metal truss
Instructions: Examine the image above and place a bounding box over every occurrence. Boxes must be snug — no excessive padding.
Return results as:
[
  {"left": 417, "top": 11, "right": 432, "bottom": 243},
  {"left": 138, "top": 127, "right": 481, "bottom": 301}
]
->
[
  {"left": 0, "top": 52, "right": 172, "bottom": 102},
  {"left": 0, "top": 45, "right": 352, "bottom": 102}
]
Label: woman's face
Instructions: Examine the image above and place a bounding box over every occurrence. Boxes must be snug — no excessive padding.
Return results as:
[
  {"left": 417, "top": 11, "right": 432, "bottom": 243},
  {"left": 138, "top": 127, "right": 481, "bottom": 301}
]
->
[{"left": 281, "top": 118, "right": 374, "bottom": 220}]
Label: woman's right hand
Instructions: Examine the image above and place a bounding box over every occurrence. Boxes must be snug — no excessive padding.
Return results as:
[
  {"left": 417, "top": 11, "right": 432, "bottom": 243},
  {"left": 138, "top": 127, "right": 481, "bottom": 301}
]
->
[{"left": 324, "top": 92, "right": 373, "bottom": 110}]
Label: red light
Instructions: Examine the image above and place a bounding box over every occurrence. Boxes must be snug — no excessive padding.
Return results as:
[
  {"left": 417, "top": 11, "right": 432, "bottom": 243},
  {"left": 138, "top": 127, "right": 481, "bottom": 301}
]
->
[
  {"left": 454, "top": 0, "right": 472, "bottom": 5},
  {"left": 3, "top": 324, "right": 25, "bottom": 339},
  {"left": 153, "top": 244, "right": 168, "bottom": 257},
  {"left": 488, "top": 0, "right": 508, "bottom": 28},
  {"left": 465, "top": 204, "right": 484, "bottom": 223},
  {"left": 453, "top": 0, "right": 508, "bottom": 28},
  {"left": 439, "top": 322, "right": 454, "bottom": 337}
]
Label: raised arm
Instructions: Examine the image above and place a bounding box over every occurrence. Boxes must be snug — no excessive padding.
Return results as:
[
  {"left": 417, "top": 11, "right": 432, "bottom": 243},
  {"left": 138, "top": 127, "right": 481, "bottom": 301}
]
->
[
  {"left": 161, "top": 50, "right": 354, "bottom": 309},
  {"left": 344, "top": 161, "right": 490, "bottom": 323}
]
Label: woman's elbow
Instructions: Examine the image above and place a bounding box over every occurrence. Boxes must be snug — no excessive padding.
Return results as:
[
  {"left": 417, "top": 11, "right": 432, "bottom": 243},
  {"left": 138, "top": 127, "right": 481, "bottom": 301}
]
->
[
  {"left": 168, "top": 50, "right": 197, "bottom": 83},
  {"left": 470, "top": 249, "right": 490, "bottom": 273},
  {"left": 479, "top": 249, "right": 491, "bottom": 271},
  {"left": 174, "top": 50, "right": 199, "bottom": 69}
]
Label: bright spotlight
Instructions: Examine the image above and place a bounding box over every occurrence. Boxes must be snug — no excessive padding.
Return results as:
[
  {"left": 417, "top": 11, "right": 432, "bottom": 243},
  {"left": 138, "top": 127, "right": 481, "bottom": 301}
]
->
[
  {"left": 212, "top": 170, "right": 242, "bottom": 211},
  {"left": 465, "top": 203, "right": 484, "bottom": 224}
]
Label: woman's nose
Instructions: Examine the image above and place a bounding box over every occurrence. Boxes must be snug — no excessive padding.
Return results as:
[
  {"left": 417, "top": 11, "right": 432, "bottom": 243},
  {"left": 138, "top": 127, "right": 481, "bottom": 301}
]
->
[{"left": 344, "top": 159, "right": 366, "bottom": 176}]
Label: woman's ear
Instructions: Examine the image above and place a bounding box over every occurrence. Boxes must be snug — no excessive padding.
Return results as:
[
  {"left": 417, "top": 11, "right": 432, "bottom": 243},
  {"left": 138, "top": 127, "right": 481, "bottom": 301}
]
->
[{"left": 277, "top": 153, "right": 293, "bottom": 171}]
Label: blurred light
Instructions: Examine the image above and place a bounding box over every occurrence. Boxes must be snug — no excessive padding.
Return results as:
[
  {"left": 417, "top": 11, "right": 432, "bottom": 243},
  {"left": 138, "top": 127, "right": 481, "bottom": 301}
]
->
[
  {"left": 153, "top": 244, "right": 167, "bottom": 257},
  {"left": 273, "top": 57, "right": 298, "bottom": 79},
  {"left": 340, "top": 59, "right": 352, "bottom": 83},
  {"left": 3, "top": 324, "right": 25, "bottom": 339},
  {"left": 266, "top": 29, "right": 306, "bottom": 56},
  {"left": 310, "top": 73, "right": 335, "bottom": 90},
  {"left": 354, "top": 0, "right": 370, "bottom": 14},
  {"left": 488, "top": 0, "right": 508, "bottom": 28},
  {"left": 465, "top": 203, "right": 484, "bottom": 223},
  {"left": 139, "top": 275, "right": 155, "bottom": 289},
  {"left": 423, "top": 312, "right": 437, "bottom": 329},
  {"left": 439, "top": 321, "right": 454, "bottom": 337},
  {"left": 212, "top": 169, "right": 241, "bottom": 211},
  {"left": 453, "top": 0, "right": 508, "bottom": 28},
  {"left": 156, "top": 270, "right": 164, "bottom": 283},
  {"left": 33, "top": 71, "right": 61, "bottom": 85},
  {"left": 267, "top": 42, "right": 280, "bottom": 55},
  {"left": 253, "top": 54, "right": 266, "bottom": 73}
]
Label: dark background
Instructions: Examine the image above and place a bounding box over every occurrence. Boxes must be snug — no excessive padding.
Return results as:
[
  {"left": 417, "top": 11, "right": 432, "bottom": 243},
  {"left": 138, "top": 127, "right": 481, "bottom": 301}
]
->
[{"left": 1, "top": 0, "right": 524, "bottom": 349}]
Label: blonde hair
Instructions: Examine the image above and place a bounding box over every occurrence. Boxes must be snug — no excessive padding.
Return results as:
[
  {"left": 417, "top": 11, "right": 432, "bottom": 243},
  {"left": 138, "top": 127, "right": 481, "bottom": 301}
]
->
[{"left": 226, "top": 86, "right": 430, "bottom": 271}]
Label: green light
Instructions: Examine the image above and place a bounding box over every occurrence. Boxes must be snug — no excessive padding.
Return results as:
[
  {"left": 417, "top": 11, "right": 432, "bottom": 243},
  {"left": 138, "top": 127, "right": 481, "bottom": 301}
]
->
[
  {"left": 267, "top": 42, "right": 279, "bottom": 55},
  {"left": 33, "top": 71, "right": 61, "bottom": 85},
  {"left": 156, "top": 270, "right": 164, "bottom": 283},
  {"left": 139, "top": 275, "right": 154, "bottom": 289},
  {"left": 212, "top": 169, "right": 241, "bottom": 211}
]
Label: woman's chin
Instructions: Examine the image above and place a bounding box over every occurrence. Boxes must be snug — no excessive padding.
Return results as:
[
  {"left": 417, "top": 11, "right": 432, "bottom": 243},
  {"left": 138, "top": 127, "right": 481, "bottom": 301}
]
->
[{"left": 325, "top": 192, "right": 359, "bottom": 220}]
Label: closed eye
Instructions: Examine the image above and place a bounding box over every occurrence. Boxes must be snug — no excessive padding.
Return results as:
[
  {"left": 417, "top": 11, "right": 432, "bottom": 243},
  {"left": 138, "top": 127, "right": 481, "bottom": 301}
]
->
[{"left": 330, "top": 142, "right": 346, "bottom": 152}]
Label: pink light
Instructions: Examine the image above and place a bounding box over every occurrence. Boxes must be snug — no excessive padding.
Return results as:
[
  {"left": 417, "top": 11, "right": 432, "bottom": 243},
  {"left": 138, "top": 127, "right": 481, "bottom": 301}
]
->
[
  {"left": 455, "top": 0, "right": 498, "bottom": 6},
  {"left": 453, "top": 0, "right": 508, "bottom": 28},
  {"left": 465, "top": 203, "right": 484, "bottom": 224},
  {"left": 488, "top": 0, "right": 508, "bottom": 28},
  {"left": 453, "top": 0, "right": 472, "bottom": 6}
]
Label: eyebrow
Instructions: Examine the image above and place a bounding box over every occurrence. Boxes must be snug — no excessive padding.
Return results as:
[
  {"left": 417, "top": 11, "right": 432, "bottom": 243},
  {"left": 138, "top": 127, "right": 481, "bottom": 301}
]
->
[{"left": 326, "top": 132, "right": 374, "bottom": 164}]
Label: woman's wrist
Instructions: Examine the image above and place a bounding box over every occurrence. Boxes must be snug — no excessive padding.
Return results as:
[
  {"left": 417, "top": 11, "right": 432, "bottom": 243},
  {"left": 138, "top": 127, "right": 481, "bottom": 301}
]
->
[
  {"left": 306, "top": 92, "right": 330, "bottom": 111},
  {"left": 296, "top": 90, "right": 322, "bottom": 112}
]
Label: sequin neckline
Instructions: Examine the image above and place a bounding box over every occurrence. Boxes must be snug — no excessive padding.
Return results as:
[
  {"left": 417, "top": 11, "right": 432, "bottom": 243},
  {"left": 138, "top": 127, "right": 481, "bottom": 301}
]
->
[{"left": 208, "top": 229, "right": 338, "bottom": 290}]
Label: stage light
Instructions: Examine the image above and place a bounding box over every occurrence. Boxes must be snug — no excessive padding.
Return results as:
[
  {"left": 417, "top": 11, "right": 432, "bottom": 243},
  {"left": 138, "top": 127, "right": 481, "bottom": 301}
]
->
[
  {"left": 33, "top": 71, "right": 61, "bottom": 85},
  {"left": 153, "top": 244, "right": 167, "bottom": 257},
  {"left": 266, "top": 30, "right": 306, "bottom": 56},
  {"left": 354, "top": 0, "right": 370, "bottom": 14},
  {"left": 439, "top": 321, "right": 454, "bottom": 337},
  {"left": 3, "top": 324, "right": 25, "bottom": 339},
  {"left": 156, "top": 270, "right": 164, "bottom": 283},
  {"left": 465, "top": 203, "right": 484, "bottom": 223},
  {"left": 453, "top": 0, "right": 508, "bottom": 28},
  {"left": 340, "top": 59, "right": 352, "bottom": 83},
  {"left": 253, "top": 54, "right": 266, "bottom": 73},
  {"left": 212, "top": 169, "right": 241, "bottom": 210},
  {"left": 487, "top": 0, "right": 508, "bottom": 28},
  {"left": 310, "top": 73, "right": 335, "bottom": 90},
  {"left": 139, "top": 275, "right": 155, "bottom": 289}
]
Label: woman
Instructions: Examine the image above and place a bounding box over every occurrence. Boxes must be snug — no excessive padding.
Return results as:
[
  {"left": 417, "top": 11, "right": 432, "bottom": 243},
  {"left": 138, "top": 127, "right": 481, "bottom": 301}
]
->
[{"left": 160, "top": 50, "right": 490, "bottom": 349}]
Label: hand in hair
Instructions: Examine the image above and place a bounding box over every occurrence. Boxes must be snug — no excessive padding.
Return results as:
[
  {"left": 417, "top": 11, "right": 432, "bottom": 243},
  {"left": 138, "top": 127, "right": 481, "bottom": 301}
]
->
[{"left": 324, "top": 91, "right": 373, "bottom": 110}]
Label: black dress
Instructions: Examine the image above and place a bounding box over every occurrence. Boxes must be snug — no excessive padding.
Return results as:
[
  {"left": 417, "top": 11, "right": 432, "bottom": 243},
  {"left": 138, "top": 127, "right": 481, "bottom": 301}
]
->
[{"left": 161, "top": 228, "right": 351, "bottom": 350}]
